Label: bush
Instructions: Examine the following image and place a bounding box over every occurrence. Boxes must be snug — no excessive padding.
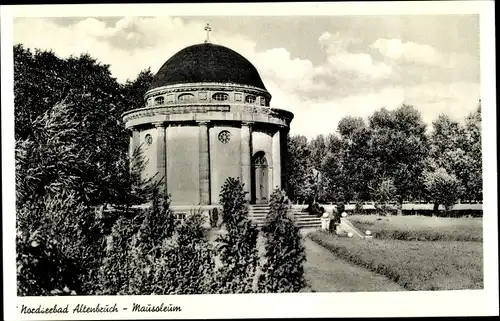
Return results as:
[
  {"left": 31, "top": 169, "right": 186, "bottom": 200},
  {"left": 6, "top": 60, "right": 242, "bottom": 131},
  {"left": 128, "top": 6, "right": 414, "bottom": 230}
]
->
[
  {"left": 99, "top": 187, "right": 218, "bottom": 295},
  {"left": 257, "top": 189, "right": 307, "bottom": 293},
  {"left": 424, "top": 168, "right": 463, "bottom": 212},
  {"left": 17, "top": 190, "right": 105, "bottom": 296},
  {"left": 145, "top": 211, "right": 216, "bottom": 295},
  {"left": 98, "top": 215, "right": 136, "bottom": 295},
  {"left": 213, "top": 177, "right": 259, "bottom": 294},
  {"left": 336, "top": 201, "right": 346, "bottom": 214},
  {"left": 209, "top": 208, "right": 220, "bottom": 228},
  {"left": 304, "top": 202, "right": 324, "bottom": 217}
]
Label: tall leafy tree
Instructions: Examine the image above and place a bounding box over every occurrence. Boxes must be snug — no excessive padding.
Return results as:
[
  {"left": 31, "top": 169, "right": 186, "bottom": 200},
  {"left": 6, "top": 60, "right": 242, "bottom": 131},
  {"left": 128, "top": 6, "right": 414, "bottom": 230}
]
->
[
  {"left": 368, "top": 105, "right": 429, "bottom": 205},
  {"left": 427, "top": 107, "right": 482, "bottom": 202},
  {"left": 462, "top": 104, "right": 482, "bottom": 201},
  {"left": 16, "top": 102, "right": 105, "bottom": 296},
  {"left": 286, "top": 135, "right": 316, "bottom": 203},
  {"left": 14, "top": 45, "right": 128, "bottom": 206},
  {"left": 122, "top": 68, "right": 155, "bottom": 111},
  {"left": 309, "top": 134, "right": 327, "bottom": 171},
  {"left": 322, "top": 116, "right": 374, "bottom": 202}
]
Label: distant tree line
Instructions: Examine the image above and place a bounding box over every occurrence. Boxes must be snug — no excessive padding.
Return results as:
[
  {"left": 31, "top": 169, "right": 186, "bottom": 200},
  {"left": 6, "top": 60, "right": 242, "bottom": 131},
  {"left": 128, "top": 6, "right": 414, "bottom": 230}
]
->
[{"left": 286, "top": 103, "right": 483, "bottom": 213}]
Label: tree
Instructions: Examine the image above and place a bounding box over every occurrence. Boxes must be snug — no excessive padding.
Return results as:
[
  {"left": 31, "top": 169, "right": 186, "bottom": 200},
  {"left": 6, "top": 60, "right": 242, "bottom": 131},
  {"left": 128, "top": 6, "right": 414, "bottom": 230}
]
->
[
  {"left": 15, "top": 98, "right": 153, "bottom": 296},
  {"left": 427, "top": 106, "right": 482, "bottom": 203},
  {"left": 368, "top": 105, "right": 429, "bottom": 205},
  {"left": 286, "top": 135, "right": 316, "bottom": 203},
  {"left": 372, "top": 178, "right": 397, "bottom": 216},
  {"left": 16, "top": 102, "right": 106, "bottom": 296},
  {"left": 322, "top": 116, "right": 374, "bottom": 203},
  {"left": 423, "top": 168, "right": 462, "bottom": 213},
  {"left": 337, "top": 115, "right": 367, "bottom": 140},
  {"left": 462, "top": 104, "right": 482, "bottom": 201},
  {"left": 309, "top": 134, "right": 327, "bottom": 171},
  {"left": 14, "top": 45, "right": 130, "bottom": 207},
  {"left": 258, "top": 190, "right": 307, "bottom": 293},
  {"left": 14, "top": 45, "right": 68, "bottom": 141},
  {"left": 213, "top": 178, "right": 259, "bottom": 293},
  {"left": 122, "top": 68, "right": 155, "bottom": 111}
]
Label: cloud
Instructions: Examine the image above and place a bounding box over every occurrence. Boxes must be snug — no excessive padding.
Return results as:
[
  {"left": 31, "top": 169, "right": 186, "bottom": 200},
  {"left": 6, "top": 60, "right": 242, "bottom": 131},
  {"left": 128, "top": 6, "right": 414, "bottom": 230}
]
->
[
  {"left": 371, "top": 38, "right": 444, "bottom": 66},
  {"left": 318, "top": 31, "right": 393, "bottom": 81},
  {"left": 318, "top": 31, "right": 362, "bottom": 54}
]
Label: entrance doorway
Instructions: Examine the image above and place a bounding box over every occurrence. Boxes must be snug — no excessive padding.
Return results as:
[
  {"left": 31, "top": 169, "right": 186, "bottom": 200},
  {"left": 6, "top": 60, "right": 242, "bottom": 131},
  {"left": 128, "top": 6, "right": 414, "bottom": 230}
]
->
[{"left": 252, "top": 151, "right": 269, "bottom": 204}]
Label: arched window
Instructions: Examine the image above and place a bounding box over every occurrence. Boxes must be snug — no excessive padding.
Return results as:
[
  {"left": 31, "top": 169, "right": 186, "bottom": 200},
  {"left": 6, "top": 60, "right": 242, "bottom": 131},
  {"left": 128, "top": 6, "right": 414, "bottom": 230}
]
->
[
  {"left": 212, "top": 92, "right": 228, "bottom": 102},
  {"left": 260, "top": 97, "right": 266, "bottom": 106},
  {"left": 145, "top": 134, "right": 153, "bottom": 146},
  {"left": 178, "top": 93, "right": 195, "bottom": 102},
  {"left": 254, "top": 151, "right": 268, "bottom": 167},
  {"left": 245, "top": 95, "right": 256, "bottom": 104},
  {"left": 154, "top": 96, "right": 164, "bottom": 106}
]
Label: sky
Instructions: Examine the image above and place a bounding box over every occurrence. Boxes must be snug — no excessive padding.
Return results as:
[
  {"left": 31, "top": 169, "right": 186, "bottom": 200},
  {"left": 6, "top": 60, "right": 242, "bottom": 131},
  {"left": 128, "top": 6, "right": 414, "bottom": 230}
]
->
[{"left": 13, "top": 14, "right": 480, "bottom": 138}]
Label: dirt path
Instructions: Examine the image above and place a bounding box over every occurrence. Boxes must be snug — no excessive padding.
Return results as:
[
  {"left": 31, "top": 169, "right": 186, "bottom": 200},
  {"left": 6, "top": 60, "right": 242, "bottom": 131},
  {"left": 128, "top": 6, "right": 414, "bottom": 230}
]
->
[
  {"left": 208, "top": 227, "right": 404, "bottom": 292},
  {"left": 302, "top": 235, "right": 405, "bottom": 292}
]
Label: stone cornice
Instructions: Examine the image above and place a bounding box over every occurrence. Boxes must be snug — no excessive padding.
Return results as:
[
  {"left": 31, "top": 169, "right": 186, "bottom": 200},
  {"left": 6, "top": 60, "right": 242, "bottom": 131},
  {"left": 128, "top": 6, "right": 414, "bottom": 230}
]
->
[{"left": 122, "top": 104, "right": 294, "bottom": 129}]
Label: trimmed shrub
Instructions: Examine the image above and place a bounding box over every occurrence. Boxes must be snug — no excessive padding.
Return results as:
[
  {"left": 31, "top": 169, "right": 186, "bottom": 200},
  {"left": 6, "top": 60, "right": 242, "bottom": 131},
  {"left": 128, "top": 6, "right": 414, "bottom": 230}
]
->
[
  {"left": 257, "top": 189, "right": 307, "bottom": 293},
  {"left": 147, "top": 212, "right": 216, "bottom": 294},
  {"left": 98, "top": 215, "right": 136, "bottom": 295},
  {"left": 213, "top": 177, "right": 259, "bottom": 294},
  {"left": 209, "top": 208, "right": 220, "bottom": 228}
]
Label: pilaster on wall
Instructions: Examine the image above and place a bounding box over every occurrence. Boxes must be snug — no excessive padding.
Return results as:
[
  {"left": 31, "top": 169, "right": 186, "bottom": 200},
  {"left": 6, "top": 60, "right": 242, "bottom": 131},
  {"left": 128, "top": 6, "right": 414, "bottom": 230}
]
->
[
  {"left": 130, "top": 127, "right": 141, "bottom": 159},
  {"left": 272, "top": 128, "right": 282, "bottom": 191},
  {"left": 154, "top": 122, "right": 167, "bottom": 193},
  {"left": 241, "top": 122, "right": 253, "bottom": 202},
  {"left": 280, "top": 126, "right": 289, "bottom": 192},
  {"left": 198, "top": 121, "right": 211, "bottom": 205}
]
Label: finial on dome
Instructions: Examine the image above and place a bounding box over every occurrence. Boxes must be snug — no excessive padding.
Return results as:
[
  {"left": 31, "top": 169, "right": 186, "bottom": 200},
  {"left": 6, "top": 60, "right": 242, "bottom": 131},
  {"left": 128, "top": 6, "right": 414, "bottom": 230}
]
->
[{"left": 204, "top": 23, "right": 212, "bottom": 43}]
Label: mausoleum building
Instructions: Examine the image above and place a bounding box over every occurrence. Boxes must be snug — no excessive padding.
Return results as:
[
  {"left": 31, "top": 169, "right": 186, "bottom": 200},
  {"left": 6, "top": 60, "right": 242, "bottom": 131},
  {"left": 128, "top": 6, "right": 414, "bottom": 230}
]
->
[{"left": 122, "top": 41, "right": 294, "bottom": 206}]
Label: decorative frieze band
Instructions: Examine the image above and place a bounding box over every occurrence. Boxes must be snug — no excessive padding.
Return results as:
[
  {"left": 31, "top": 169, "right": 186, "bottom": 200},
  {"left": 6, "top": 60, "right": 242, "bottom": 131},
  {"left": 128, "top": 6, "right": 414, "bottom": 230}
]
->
[{"left": 123, "top": 104, "right": 293, "bottom": 124}]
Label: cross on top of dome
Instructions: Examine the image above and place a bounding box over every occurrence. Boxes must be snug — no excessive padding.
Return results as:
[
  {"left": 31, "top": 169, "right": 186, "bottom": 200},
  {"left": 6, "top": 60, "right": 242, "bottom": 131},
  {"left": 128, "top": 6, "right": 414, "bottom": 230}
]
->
[{"left": 204, "top": 23, "right": 212, "bottom": 43}]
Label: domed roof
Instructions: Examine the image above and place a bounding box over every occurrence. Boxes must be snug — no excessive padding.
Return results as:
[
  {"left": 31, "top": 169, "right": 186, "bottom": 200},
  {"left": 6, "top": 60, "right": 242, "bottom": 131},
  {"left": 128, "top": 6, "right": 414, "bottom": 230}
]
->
[{"left": 149, "top": 43, "right": 267, "bottom": 91}]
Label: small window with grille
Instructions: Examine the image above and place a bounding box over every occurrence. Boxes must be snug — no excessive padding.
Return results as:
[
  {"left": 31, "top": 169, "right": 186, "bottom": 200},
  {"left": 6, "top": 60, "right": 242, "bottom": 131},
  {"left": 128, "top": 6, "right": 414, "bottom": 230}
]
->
[
  {"left": 178, "top": 93, "right": 195, "bottom": 102},
  {"left": 245, "top": 95, "right": 256, "bottom": 104},
  {"left": 154, "top": 96, "right": 164, "bottom": 106}
]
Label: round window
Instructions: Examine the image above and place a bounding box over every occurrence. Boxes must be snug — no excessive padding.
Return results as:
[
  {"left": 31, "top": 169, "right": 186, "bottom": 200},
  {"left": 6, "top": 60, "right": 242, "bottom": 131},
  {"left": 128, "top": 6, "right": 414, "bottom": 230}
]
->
[{"left": 218, "top": 130, "right": 231, "bottom": 144}]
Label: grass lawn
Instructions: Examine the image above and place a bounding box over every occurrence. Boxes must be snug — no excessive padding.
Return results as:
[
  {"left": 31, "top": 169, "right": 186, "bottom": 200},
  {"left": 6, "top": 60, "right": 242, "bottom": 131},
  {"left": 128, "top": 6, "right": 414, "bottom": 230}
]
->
[
  {"left": 349, "top": 214, "right": 483, "bottom": 242},
  {"left": 309, "top": 231, "right": 483, "bottom": 291}
]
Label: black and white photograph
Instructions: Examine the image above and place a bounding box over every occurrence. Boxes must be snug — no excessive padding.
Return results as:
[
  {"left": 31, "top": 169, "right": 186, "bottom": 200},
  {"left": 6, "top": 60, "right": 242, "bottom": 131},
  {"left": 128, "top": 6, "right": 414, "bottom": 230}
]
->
[{"left": 1, "top": 2, "right": 498, "bottom": 319}]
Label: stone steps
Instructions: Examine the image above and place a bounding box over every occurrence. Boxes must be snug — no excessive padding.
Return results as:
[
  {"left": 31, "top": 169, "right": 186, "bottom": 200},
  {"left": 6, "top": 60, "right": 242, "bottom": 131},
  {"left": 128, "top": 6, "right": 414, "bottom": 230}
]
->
[{"left": 248, "top": 205, "right": 321, "bottom": 229}]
